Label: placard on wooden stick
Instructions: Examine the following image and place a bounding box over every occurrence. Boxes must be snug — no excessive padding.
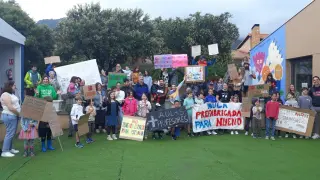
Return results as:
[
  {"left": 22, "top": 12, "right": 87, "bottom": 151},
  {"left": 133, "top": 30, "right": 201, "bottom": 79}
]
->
[
  {"left": 276, "top": 105, "right": 316, "bottom": 137},
  {"left": 83, "top": 85, "right": 96, "bottom": 100},
  {"left": 78, "top": 114, "right": 90, "bottom": 136},
  {"left": 227, "top": 64, "right": 238, "bottom": 80},
  {"left": 44, "top": 56, "right": 61, "bottom": 64},
  {"left": 21, "top": 96, "right": 49, "bottom": 122}
]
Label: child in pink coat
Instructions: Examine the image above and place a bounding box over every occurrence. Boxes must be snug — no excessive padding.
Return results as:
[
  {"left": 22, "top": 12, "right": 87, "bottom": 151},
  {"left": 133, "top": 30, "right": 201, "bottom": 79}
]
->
[{"left": 122, "top": 91, "right": 138, "bottom": 116}]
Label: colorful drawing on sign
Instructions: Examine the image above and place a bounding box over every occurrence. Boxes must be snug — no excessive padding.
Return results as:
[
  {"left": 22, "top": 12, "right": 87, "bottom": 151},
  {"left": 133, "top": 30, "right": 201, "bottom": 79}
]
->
[
  {"left": 192, "top": 103, "right": 244, "bottom": 132},
  {"left": 172, "top": 54, "right": 188, "bottom": 68},
  {"left": 119, "top": 116, "right": 146, "bottom": 141},
  {"left": 83, "top": 85, "right": 96, "bottom": 100},
  {"left": 185, "top": 66, "right": 205, "bottom": 83},
  {"left": 250, "top": 25, "right": 286, "bottom": 97},
  {"left": 107, "top": 73, "right": 127, "bottom": 89},
  {"left": 154, "top": 54, "right": 173, "bottom": 69}
]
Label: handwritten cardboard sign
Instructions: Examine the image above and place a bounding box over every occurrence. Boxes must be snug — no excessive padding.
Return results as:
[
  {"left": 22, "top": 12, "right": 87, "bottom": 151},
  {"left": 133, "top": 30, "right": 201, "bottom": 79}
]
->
[
  {"left": 108, "top": 73, "right": 127, "bottom": 89},
  {"left": 154, "top": 54, "right": 173, "bottom": 69},
  {"left": 119, "top": 116, "right": 146, "bottom": 141},
  {"left": 44, "top": 56, "right": 61, "bottom": 64},
  {"left": 172, "top": 54, "right": 188, "bottom": 68},
  {"left": 228, "top": 64, "right": 238, "bottom": 80},
  {"left": 78, "top": 114, "right": 90, "bottom": 136},
  {"left": 241, "top": 97, "right": 251, "bottom": 118},
  {"left": 276, "top": 105, "right": 315, "bottom": 137},
  {"left": 48, "top": 106, "right": 63, "bottom": 137},
  {"left": 83, "top": 85, "right": 96, "bottom": 100},
  {"left": 248, "top": 84, "right": 269, "bottom": 98},
  {"left": 21, "top": 96, "right": 49, "bottom": 122},
  {"left": 185, "top": 66, "right": 205, "bottom": 83}
]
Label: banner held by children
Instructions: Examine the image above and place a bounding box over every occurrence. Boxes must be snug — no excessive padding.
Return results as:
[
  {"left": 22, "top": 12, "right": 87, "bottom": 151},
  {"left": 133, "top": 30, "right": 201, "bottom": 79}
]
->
[
  {"left": 185, "top": 66, "right": 205, "bottom": 83},
  {"left": 55, "top": 59, "right": 101, "bottom": 94},
  {"left": 83, "top": 85, "right": 96, "bottom": 100},
  {"left": 119, "top": 116, "right": 146, "bottom": 141},
  {"left": 172, "top": 54, "right": 188, "bottom": 68},
  {"left": 154, "top": 54, "right": 173, "bottom": 69},
  {"left": 107, "top": 73, "right": 127, "bottom": 89},
  {"left": 276, "top": 105, "right": 315, "bottom": 137},
  {"left": 192, "top": 103, "right": 244, "bottom": 132},
  {"left": 146, "top": 107, "right": 189, "bottom": 131}
]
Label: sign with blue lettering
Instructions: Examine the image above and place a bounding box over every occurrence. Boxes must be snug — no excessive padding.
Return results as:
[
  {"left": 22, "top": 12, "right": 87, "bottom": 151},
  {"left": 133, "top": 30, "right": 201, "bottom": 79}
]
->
[
  {"left": 146, "top": 107, "right": 189, "bottom": 131},
  {"left": 192, "top": 103, "right": 244, "bottom": 132}
]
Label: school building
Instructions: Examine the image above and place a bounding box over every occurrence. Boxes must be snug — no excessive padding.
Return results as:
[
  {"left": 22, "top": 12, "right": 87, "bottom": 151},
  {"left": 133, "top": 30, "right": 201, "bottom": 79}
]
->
[{"left": 249, "top": 0, "right": 320, "bottom": 96}]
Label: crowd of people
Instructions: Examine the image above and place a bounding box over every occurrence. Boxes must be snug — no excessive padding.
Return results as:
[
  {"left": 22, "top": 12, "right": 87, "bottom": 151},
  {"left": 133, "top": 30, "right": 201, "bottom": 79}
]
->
[{"left": 1, "top": 56, "right": 320, "bottom": 158}]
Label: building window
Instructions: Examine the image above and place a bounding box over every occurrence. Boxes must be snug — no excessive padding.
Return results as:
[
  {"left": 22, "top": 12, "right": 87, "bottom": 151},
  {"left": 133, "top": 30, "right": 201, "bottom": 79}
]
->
[{"left": 291, "top": 56, "right": 312, "bottom": 92}]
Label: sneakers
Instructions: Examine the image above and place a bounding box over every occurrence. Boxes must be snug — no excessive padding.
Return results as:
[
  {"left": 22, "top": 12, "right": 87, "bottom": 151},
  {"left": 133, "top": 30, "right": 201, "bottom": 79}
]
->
[
  {"left": 265, "top": 136, "right": 269, "bottom": 140},
  {"left": 86, "top": 139, "right": 91, "bottom": 144},
  {"left": 30, "top": 152, "right": 35, "bottom": 157},
  {"left": 10, "top": 149, "right": 19, "bottom": 154},
  {"left": 23, "top": 151, "right": 28, "bottom": 157},
  {"left": 251, "top": 133, "right": 254, "bottom": 137},
  {"left": 300, "top": 136, "right": 304, "bottom": 139},
  {"left": 107, "top": 135, "right": 113, "bottom": 141},
  {"left": 271, "top": 137, "right": 276, "bottom": 141},
  {"left": 75, "top": 143, "right": 84, "bottom": 148},
  {"left": 231, "top": 131, "right": 234, "bottom": 135},
  {"left": 312, "top": 133, "right": 320, "bottom": 139},
  {"left": 293, "top": 135, "right": 297, "bottom": 139},
  {"left": 211, "top": 130, "right": 217, "bottom": 135},
  {"left": 278, "top": 136, "right": 282, "bottom": 138},
  {"left": 285, "top": 134, "right": 289, "bottom": 138},
  {"left": 245, "top": 131, "right": 248, "bottom": 136},
  {"left": 235, "top": 131, "right": 239, "bottom": 135},
  {"left": 306, "top": 136, "right": 310, "bottom": 139},
  {"left": 252, "top": 136, "right": 257, "bottom": 139},
  {"left": 112, "top": 134, "right": 118, "bottom": 140},
  {"left": 96, "top": 129, "right": 100, "bottom": 134},
  {"left": 207, "top": 131, "right": 212, "bottom": 135},
  {"left": 156, "top": 103, "right": 161, "bottom": 107},
  {"left": 172, "top": 135, "right": 177, "bottom": 140},
  {"left": 102, "top": 129, "right": 107, "bottom": 133},
  {"left": 1, "top": 152, "right": 15, "bottom": 157}
]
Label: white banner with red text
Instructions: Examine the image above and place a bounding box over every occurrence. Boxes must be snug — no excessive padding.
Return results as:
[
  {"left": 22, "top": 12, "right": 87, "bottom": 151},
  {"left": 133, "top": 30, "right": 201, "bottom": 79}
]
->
[{"left": 192, "top": 103, "right": 244, "bottom": 132}]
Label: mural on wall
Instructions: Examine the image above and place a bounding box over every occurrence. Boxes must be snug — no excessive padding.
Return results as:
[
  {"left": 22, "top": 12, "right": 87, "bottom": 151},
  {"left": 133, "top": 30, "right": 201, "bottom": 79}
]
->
[{"left": 250, "top": 25, "right": 286, "bottom": 96}]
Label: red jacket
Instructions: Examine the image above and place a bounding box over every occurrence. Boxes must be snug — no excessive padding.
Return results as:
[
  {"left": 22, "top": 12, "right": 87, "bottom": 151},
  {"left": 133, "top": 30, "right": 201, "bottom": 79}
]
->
[
  {"left": 265, "top": 101, "right": 280, "bottom": 120},
  {"left": 122, "top": 97, "right": 138, "bottom": 116}
]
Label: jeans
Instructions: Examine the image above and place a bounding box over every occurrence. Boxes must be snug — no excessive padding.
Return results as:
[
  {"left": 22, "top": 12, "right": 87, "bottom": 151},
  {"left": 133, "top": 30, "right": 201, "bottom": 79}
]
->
[
  {"left": 266, "top": 118, "right": 276, "bottom": 137},
  {"left": 313, "top": 107, "right": 320, "bottom": 134},
  {"left": 1, "top": 114, "right": 18, "bottom": 152},
  {"left": 252, "top": 117, "right": 262, "bottom": 137}
]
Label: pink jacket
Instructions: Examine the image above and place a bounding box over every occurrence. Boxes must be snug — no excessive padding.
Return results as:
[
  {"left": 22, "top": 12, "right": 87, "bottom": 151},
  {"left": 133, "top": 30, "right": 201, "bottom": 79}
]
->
[
  {"left": 122, "top": 97, "right": 138, "bottom": 116},
  {"left": 68, "top": 82, "right": 76, "bottom": 94}
]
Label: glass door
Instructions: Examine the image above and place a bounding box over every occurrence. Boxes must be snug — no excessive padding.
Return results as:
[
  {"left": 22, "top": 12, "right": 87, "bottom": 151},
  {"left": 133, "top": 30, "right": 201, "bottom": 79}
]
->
[{"left": 291, "top": 56, "right": 312, "bottom": 92}]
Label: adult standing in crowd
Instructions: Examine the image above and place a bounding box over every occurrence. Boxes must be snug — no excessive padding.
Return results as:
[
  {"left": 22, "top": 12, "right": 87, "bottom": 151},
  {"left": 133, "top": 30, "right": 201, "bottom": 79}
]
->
[
  {"left": 215, "top": 78, "right": 224, "bottom": 92},
  {"left": 309, "top": 76, "right": 320, "bottom": 139},
  {"left": 160, "top": 68, "right": 169, "bottom": 85},
  {"left": 93, "top": 83, "right": 106, "bottom": 133},
  {"left": 121, "top": 78, "right": 134, "bottom": 98},
  {"left": 114, "top": 64, "right": 124, "bottom": 73},
  {"left": 169, "top": 68, "right": 183, "bottom": 86},
  {"left": 100, "top": 69, "right": 108, "bottom": 93},
  {"left": 66, "top": 76, "right": 78, "bottom": 137},
  {"left": 242, "top": 62, "right": 256, "bottom": 97},
  {"left": 143, "top": 70, "right": 153, "bottom": 93},
  {"left": 286, "top": 84, "right": 299, "bottom": 100},
  {"left": 217, "top": 83, "right": 232, "bottom": 103},
  {"left": 48, "top": 71, "right": 60, "bottom": 92},
  {"left": 0, "top": 81, "right": 20, "bottom": 157},
  {"left": 24, "top": 65, "right": 42, "bottom": 96},
  {"left": 131, "top": 67, "right": 140, "bottom": 85},
  {"left": 45, "top": 63, "right": 56, "bottom": 77},
  {"left": 154, "top": 79, "right": 168, "bottom": 107},
  {"left": 134, "top": 76, "right": 149, "bottom": 101}
]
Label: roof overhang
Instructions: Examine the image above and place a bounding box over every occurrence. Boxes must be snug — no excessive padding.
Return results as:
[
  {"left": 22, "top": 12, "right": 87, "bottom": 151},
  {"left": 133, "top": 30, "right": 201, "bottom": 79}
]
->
[{"left": 0, "top": 18, "right": 26, "bottom": 45}]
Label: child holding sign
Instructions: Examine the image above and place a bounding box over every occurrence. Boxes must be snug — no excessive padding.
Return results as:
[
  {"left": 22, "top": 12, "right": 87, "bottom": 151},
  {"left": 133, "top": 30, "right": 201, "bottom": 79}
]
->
[
  {"left": 85, "top": 100, "right": 96, "bottom": 143},
  {"left": 70, "top": 97, "right": 84, "bottom": 148},
  {"left": 19, "top": 118, "right": 38, "bottom": 157},
  {"left": 284, "top": 93, "right": 299, "bottom": 139}
]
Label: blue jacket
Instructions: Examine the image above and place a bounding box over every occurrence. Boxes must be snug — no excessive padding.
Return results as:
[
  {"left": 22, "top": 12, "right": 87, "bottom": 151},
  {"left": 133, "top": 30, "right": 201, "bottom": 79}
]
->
[
  {"left": 191, "top": 58, "right": 216, "bottom": 77},
  {"left": 134, "top": 83, "right": 149, "bottom": 100},
  {"left": 45, "top": 64, "right": 56, "bottom": 77},
  {"left": 205, "top": 95, "right": 217, "bottom": 103}
]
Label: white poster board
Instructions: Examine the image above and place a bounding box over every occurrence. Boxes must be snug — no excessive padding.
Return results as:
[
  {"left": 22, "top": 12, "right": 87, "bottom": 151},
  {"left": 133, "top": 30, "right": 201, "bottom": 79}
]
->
[
  {"left": 208, "top": 44, "right": 219, "bottom": 55},
  {"left": 191, "top": 45, "right": 201, "bottom": 57},
  {"left": 55, "top": 59, "right": 101, "bottom": 94}
]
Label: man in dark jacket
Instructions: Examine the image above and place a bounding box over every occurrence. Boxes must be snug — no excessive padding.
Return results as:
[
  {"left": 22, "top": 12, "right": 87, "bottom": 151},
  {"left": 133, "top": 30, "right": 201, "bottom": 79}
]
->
[
  {"left": 309, "top": 76, "right": 320, "bottom": 139},
  {"left": 134, "top": 76, "right": 149, "bottom": 100},
  {"left": 121, "top": 78, "right": 134, "bottom": 98}
]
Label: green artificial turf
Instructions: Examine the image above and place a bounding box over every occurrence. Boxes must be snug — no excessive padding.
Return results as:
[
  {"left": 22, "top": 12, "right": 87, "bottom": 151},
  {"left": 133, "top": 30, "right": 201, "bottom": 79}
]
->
[{"left": 1, "top": 132, "right": 320, "bottom": 180}]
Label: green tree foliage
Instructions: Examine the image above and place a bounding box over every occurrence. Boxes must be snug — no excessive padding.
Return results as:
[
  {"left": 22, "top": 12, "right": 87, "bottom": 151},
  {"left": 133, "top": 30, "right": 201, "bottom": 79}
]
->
[{"left": 0, "top": 0, "right": 55, "bottom": 74}]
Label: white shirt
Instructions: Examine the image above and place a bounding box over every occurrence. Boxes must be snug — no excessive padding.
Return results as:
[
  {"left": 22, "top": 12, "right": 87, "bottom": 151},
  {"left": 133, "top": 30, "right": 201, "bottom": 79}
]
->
[
  {"left": 0, "top": 92, "right": 21, "bottom": 116},
  {"left": 70, "top": 104, "right": 84, "bottom": 125},
  {"left": 115, "top": 90, "right": 125, "bottom": 104}
]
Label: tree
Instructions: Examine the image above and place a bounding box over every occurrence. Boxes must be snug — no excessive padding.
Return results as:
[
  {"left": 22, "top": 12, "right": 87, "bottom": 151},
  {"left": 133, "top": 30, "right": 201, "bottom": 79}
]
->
[
  {"left": 0, "top": 0, "right": 55, "bottom": 74},
  {"left": 55, "top": 3, "right": 163, "bottom": 71}
]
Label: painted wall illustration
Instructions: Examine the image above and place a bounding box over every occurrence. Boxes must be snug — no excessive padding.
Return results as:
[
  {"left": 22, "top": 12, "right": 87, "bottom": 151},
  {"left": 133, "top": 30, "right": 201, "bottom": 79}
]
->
[{"left": 250, "top": 25, "right": 286, "bottom": 96}]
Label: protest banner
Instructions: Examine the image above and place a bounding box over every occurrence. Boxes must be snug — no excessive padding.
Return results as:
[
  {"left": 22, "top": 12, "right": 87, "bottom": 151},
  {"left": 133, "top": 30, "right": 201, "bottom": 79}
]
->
[
  {"left": 154, "top": 54, "right": 173, "bottom": 69},
  {"left": 78, "top": 114, "right": 90, "bottom": 136},
  {"left": 44, "top": 56, "right": 61, "bottom": 64},
  {"left": 241, "top": 97, "right": 251, "bottom": 118},
  {"left": 146, "top": 107, "right": 189, "bottom": 131},
  {"left": 55, "top": 59, "right": 101, "bottom": 94},
  {"left": 276, "top": 105, "right": 315, "bottom": 137},
  {"left": 227, "top": 64, "right": 238, "bottom": 80},
  {"left": 191, "top": 45, "right": 201, "bottom": 57},
  {"left": 248, "top": 84, "right": 269, "bottom": 98},
  {"left": 83, "top": 85, "right": 96, "bottom": 100},
  {"left": 47, "top": 106, "right": 63, "bottom": 137},
  {"left": 172, "top": 54, "right": 188, "bottom": 68},
  {"left": 185, "top": 66, "right": 205, "bottom": 83},
  {"left": 107, "top": 73, "right": 128, "bottom": 89},
  {"left": 119, "top": 116, "right": 146, "bottom": 141},
  {"left": 192, "top": 103, "right": 244, "bottom": 133},
  {"left": 208, "top": 43, "right": 219, "bottom": 55},
  {"left": 21, "top": 96, "right": 50, "bottom": 122}
]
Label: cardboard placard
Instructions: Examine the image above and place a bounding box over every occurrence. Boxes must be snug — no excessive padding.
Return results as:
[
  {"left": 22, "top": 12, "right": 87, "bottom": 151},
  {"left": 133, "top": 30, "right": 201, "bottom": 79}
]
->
[
  {"left": 248, "top": 84, "right": 269, "bottom": 98},
  {"left": 83, "top": 85, "right": 96, "bottom": 100},
  {"left": 48, "top": 106, "right": 63, "bottom": 137},
  {"left": 227, "top": 64, "right": 238, "bottom": 80},
  {"left": 192, "top": 103, "right": 244, "bottom": 132},
  {"left": 208, "top": 43, "right": 219, "bottom": 55},
  {"left": 44, "top": 56, "right": 61, "bottom": 64},
  {"left": 119, "top": 116, "right": 146, "bottom": 141},
  {"left": 241, "top": 97, "right": 251, "bottom": 118},
  {"left": 146, "top": 107, "right": 189, "bottom": 131},
  {"left": 184, "top": 66, "right": 205, "bottom": 83},
  {"left": 276, "top": 105, "right": 316, "bottom": 137},
  {"left": 107, "top": 73, "right": 127, "bottom": 89},
  {"left": 21, "top": 96, "right": 49, "bottom": 122},
  {"left": 78, "top": 114, "right": 90, "bottom": 136},
  {"left": 191, "top": 45, "right": 201, "bottom": 57}
]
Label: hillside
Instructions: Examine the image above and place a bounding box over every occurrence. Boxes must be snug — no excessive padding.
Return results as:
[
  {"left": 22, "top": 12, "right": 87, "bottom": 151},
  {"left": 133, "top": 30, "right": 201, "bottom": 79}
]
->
[{"left": 37, "top": 18, "right": 63, "bottom": 29}]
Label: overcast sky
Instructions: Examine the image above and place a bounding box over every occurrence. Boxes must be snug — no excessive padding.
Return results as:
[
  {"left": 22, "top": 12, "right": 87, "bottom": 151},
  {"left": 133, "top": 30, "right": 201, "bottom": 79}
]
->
[{"left": 14, "top": 0, "right": 313, "bottom": 37}]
